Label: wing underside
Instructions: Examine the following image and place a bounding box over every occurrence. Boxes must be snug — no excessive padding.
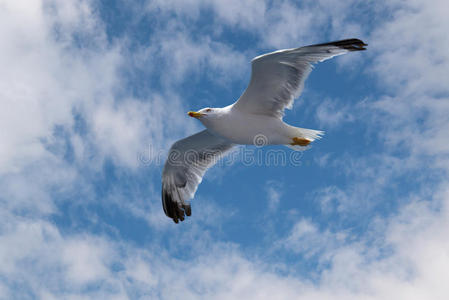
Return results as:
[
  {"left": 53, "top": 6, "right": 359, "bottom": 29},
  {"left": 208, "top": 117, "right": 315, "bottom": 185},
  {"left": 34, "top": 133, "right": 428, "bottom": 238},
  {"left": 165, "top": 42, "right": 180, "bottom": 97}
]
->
[
  {"left": 162, "top": 130, "right": 234, "bottom": 223},
  {"left": 233, "top": 39, "right": 367, "bottom": 118}
]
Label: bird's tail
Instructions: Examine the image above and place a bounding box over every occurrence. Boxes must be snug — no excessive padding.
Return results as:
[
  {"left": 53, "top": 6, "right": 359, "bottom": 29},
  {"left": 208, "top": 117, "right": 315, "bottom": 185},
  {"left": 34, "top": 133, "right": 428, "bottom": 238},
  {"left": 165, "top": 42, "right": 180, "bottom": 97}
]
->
[{"left": 285, "top": 127, "right": 324, "bottom": 151}]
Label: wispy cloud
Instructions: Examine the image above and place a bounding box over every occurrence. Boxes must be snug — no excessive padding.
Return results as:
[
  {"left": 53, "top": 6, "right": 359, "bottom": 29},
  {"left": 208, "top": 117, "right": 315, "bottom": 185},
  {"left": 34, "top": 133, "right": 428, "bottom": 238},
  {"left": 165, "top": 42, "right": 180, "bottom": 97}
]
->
[
  {"left": 315, "top": 99, "right": 355, "bottom": 128},
  {"left": 266, "top": 180, "right": 283, "bottom": 212}
]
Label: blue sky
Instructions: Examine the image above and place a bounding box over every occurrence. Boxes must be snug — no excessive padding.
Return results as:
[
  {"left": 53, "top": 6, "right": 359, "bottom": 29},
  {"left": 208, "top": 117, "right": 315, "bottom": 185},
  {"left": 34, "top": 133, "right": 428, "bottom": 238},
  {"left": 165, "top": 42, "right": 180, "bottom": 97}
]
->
[{"left": 1, "top": 0, "right": 449, "bottom": 299}]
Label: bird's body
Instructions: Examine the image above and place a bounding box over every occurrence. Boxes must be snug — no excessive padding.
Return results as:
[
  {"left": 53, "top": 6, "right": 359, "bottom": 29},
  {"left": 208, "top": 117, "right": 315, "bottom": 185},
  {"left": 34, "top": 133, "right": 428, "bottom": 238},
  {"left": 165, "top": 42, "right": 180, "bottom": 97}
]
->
[
  {"left": 218, "top": 110, "right": 292, "bottom": 145},
  {"left": 161, "top": 38, "right": 367, "bottom": 223},
  {"left": 198, "top": 105, "right": 316, "bottom": 146}
]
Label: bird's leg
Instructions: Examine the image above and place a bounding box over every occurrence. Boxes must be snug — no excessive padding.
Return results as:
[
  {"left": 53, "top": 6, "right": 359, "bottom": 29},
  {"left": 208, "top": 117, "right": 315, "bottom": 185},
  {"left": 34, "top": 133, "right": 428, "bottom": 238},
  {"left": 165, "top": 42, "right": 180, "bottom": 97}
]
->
[{"left": 290, "top": 137, "right": 311, "bottom": 146}]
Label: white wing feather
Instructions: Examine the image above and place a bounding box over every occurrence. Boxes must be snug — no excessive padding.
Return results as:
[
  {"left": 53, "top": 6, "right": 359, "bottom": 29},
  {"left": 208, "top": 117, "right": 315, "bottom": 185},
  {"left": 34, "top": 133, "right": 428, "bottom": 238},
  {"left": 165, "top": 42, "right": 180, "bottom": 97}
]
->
[
  {"left": 233, "top": 39, "right": 367, "bottom": 118},
  {"left": 162, "top": 130, "right": 234, "bottom": 223}
]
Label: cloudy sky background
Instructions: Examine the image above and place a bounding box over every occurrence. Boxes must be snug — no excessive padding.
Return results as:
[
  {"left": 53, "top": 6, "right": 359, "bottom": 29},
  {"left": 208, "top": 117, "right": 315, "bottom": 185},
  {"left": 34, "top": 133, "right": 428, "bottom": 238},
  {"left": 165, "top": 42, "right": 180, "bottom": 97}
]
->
[{"left": 1, "top": 0, "right": 449, "bottom": 298}]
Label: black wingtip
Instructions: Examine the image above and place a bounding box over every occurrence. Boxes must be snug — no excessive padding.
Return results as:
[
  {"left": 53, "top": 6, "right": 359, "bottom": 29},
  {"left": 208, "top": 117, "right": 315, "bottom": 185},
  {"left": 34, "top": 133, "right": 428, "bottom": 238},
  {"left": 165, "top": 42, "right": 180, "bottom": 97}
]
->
[
  {"left": 312, "top": 38, "right": 368, "bottom": 51},
  {"left": 161, "top": 187, "right": 191, "bottom": 224},
  {"left": 183, "top": 204, "right": 192, "bottom": 217}
]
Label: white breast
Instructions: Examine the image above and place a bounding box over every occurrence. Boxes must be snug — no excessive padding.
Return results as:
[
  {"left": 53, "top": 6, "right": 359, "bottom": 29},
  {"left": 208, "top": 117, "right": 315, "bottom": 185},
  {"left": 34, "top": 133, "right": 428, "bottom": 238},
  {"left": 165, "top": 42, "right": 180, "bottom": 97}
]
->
[{"left": 202, "top": 107, "right": 291, "bottom": 145}]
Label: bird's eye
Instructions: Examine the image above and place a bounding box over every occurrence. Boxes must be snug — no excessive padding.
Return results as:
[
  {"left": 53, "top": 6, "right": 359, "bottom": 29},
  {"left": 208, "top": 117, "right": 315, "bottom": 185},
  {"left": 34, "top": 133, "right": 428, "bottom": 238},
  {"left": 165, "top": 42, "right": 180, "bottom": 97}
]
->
[{"left": 206, "top": 108, "right": 212, "bottom": 112}]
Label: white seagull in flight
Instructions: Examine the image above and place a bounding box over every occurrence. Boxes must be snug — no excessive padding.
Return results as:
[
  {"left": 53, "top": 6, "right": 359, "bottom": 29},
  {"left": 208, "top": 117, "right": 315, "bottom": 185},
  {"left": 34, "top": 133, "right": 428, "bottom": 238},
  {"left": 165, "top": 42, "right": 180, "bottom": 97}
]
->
[{"left": 162, "top": 39, "right": 367, "bottom": 223}]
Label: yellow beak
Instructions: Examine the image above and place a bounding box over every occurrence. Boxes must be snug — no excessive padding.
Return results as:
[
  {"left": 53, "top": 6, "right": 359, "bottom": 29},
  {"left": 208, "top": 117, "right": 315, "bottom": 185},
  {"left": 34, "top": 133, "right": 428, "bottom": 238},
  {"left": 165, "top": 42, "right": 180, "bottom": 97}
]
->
[{"left": 187, "top": 111, "right": 203, "bottom": 118}]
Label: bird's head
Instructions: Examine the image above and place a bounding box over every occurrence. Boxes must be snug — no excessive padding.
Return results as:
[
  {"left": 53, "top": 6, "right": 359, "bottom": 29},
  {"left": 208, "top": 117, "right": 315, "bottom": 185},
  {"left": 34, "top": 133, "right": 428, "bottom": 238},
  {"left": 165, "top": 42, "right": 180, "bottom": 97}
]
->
[{"left": 187, "top": 107, "right": 220, "bottom": 121}]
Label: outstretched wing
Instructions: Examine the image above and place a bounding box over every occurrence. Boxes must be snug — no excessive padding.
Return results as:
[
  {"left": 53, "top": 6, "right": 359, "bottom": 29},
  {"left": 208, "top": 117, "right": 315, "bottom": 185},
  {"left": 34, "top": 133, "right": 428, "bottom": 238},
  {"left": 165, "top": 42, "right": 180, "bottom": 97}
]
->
[
  {"left": 162, "top": 130, "right": 234, "bottom": 223},
  {"left": 233, "top": 39, "right": 367, "bottom": 118}
]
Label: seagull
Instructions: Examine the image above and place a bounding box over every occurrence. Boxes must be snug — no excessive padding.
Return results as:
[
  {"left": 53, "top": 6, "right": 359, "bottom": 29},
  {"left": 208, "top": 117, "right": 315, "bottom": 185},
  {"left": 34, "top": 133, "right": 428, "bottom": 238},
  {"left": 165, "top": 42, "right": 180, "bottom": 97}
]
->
[{"left": 161, "top": 39, "right": 367, "bottom": 223}]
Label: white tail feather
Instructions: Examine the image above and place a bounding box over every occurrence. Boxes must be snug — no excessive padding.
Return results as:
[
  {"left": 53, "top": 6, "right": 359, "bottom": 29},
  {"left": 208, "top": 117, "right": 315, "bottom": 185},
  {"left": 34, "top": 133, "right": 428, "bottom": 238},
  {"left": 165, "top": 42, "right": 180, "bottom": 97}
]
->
[
  {"left": 296, "top": 127, "right": 324, "bottom": 141},
  {"left": 285, "top": 127, "right": 324, "bottom": 151}
]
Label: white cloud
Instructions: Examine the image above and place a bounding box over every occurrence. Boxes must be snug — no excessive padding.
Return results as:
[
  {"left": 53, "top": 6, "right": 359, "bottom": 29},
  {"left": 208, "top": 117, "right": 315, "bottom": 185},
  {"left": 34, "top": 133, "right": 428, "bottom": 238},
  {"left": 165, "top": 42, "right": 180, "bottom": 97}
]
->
[
  {"left": 145, "top": 0, "right": 365, "bottom": 49},
  {"left": 315, "top": 99, "right": 355, "bottom": 128},
  {"left": 280, "top": 218, "right": 347, "bottom": 260},
  {"left": 368, "top": 0, "right": 449, "bottom": 168},
  {"left": 315, "top": 185, "right": 349, "bottom": 214},
  {"left": 266, "top": 180, "right": 283, "bottom": 212},
  {"left": 0, "top": 0, "right": 119, "bottom": 173},
  {"left": 0, "top": 156, "right": 77, "bottom": 215},
  {"left": 0, "top": 214, "right": 125, "bottom": 299},
  {"left": 2, "top": 190, "right": 448, "bottom": 299},
  {"left": 146, "top": 0, "right": 267, "bottom": 29},
  {"left": 0, "top": 0, "right": 209, "bottom": 174},
  {"left": 144, "top": 28, "right": 248, "bottom": 89},
  {"left": 314, "top": 152, "right": 332, "bottom": 168},
  {"left": 62, "top": 238, "right": 113, "bottom": 286}
]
